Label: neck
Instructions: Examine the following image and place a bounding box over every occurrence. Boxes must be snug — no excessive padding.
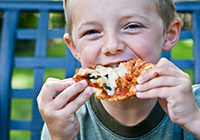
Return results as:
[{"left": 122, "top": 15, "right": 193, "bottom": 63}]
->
[{"left": 101, "top": 97, "right": 158, "bottom": 126}]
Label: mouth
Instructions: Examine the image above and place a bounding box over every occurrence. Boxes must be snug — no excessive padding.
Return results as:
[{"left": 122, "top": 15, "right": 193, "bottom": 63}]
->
[
  {"left": 86, "top": 59, "right": 131, "bottom": 69},
  {"left": 103, "top": 59, "right": 130, "bottom": 68},
  {"left": 106, "top": 63, "right": 120, "bottom": 68},
  {"left": 94, "top": 56, "right": 139, "bottom": 68}
]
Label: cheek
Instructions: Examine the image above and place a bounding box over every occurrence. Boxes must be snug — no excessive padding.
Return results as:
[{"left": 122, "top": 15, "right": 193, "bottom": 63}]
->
[
  {"left": 132, "top": 41, "right": 163, "bottom": 63},
  {"left": 140, "top": 36, "right": 164, "bottom": 63},
  {"left": 142, "top": 47, "right": 162, "bottom": 63},
  {"left": 78, "top": 45, "right": 98, "bottom": 67}
]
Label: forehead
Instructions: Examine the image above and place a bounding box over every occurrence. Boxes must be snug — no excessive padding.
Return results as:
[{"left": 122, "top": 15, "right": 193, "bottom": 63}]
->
[
  {"left": 67, "top": 0, "right": 157, "bottom": 12},
  {"left": 69, "top": 0, "right": 158, "bottom": 17}
]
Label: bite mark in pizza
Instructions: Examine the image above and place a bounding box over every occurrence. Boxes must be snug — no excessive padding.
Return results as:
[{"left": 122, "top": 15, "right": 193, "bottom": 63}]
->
[{"left": 73, "top": 59, "right": 155, "bottom": 101}]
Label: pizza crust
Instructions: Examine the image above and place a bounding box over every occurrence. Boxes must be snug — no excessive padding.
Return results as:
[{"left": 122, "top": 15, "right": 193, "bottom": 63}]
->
[{"left": 73, "top": 59, "right": 155, "bottom": 101}]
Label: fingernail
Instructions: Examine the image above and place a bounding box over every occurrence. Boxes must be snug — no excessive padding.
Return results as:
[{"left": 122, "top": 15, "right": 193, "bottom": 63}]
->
[
  {"left": 137, "top": 76, "right": 142, "bottom": 84},
  {"left": 85, "top": 87, "right": 92, "bottom": 94},
  {"left": 136, "top": 92, "right": 142, "bottom": 97},
  {"left": 136, "top": 85, "right": 142, "bottom": 91},
  {"left": 69, "top": 80, "right": 76, "bottom": 85},
  {"left": 80, "top": 80, "right": 88, "bottom": 86}
]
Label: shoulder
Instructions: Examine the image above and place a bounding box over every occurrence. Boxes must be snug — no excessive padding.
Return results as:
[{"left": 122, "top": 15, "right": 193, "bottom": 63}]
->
[
  {"left": 75, "top": 98, "right": 96, "bottom": 124},
  {"left": 40, "top": 123, "right": 50, "bottom": 140},
  {"left": 192, "top": 84, "right": 200, "bottom": 93},
  {"left": 192, "top": 84, "right": 200, "bottom": 107}
]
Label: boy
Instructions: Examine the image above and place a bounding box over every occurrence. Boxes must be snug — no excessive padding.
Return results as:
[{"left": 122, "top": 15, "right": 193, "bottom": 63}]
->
[{"left": 37, "top": 0, "right": 200, "bottom": 139}]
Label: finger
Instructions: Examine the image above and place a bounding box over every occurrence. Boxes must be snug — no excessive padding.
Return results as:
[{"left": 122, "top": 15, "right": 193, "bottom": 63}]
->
[
  {"left": 137, "top": 67, "right": 181, "bottom": 84},
  {"left": 136, "top": 87, "right": 174, "bottom": 99},
  {"left": 46, "top": 77, "right": 75, "bottom": 83},
  {"left": 136, "top": 76, "right": 180, "bottom": 92},
  {"left": 64, "top": 86, "right": 93, "bottom": 114},
  {"left": 45, "top": 77, "right": 60, "bottom": 82},
  {"left": 156, "top": 57, "right": 179, "bottom": 69},
  {"left": 46, "top": 77, "right": 76, "bottom": 86},
  {"left": 37, "top": 78, "right": 75, "bottom": 107},
  {"left": 51, "top": 80, "right": 88, "bottom": 109},
  {"left": 137, "top": 59, "right": 185, "bottom": 84},
  {"left": 61, "top": 78, "right": 75, "bottom": 83}
]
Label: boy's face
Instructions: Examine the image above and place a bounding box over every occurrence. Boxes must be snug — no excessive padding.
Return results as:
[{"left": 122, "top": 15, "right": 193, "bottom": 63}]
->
[{"left": 68, "top": 0, "right": 168, "bottom": 68}]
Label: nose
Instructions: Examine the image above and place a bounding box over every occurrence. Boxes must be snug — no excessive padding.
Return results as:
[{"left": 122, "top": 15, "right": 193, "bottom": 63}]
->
[{"left": 101, "top": 33, "right": 125, "bottom": 55}]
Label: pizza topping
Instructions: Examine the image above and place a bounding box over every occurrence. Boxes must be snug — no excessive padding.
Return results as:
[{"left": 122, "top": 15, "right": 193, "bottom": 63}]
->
[
  {"left": 114, "top": 63, "right": 127, "bottom": 76},
  {"left": 104, "top": 74, "right": 109, "bottom": 79},
  {"left": 91, "top": 87, "right": 102, "bottom": 96},
  {"left": 91, "top": 65, "right": 119, "bottom": 96},
  {"left": 87, "top": 73, "right": 101, "bottom": 79},
  {"left": 103, "top": 83, "right": 112, "bottom": 91},
  {"left": 73, "top": 58, "right": 155, "bottom": 101}
]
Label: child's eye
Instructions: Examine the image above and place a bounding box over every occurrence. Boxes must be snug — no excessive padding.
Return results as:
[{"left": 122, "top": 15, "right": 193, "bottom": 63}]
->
[
  {"left": 84, "top": 30, "right": 100, "bottom": 36},
  {"left": 125, "top": 23, "right": 142, "bottom": 30},
  {"left": 80, "top": 29, "right": 102, "bottom": 40},
  {"left": 123, "top": 23, "right": 143, "bottom": 34}
]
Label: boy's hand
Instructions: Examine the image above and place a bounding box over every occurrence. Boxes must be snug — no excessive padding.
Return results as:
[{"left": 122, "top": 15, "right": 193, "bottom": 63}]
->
[
  {"left": 136, "top": 58, "right": 200, "bottom": 138},
  {"left": 37, "top": 78, "right": 92, "bottom": 140}
]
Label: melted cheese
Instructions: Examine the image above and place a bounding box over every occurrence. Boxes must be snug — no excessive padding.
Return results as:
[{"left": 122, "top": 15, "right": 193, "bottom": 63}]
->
[
  {"left": 90, "top": 87, "right": 102, "bottom": 96},
  {"left": 89, "top": 64, "right": 127, "bottom": 96},
  {"left": 114, "top": 63, "right": 127, "bottom": 77}
]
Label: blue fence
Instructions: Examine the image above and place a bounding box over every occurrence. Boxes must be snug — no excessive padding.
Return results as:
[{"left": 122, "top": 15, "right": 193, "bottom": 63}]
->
[{"left": 0, "top": 1, "right": 200, "bottom": 140}]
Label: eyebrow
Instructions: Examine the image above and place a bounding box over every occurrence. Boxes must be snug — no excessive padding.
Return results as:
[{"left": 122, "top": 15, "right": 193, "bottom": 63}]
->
[
  {"left": 77, "top": 21, "right": 101, "bottom": 36},
  {"left": 77, "top": 11, "right": 151, "bottom": 32},
  {"left": 78, "top": 21, "right": 100, "bottom": 28},
  {"left": 118, "top": 11, "right": 151, "bottom": 22}
]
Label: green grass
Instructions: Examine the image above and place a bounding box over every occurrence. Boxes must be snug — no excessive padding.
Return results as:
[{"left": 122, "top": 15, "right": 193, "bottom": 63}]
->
[{"left": 10, "top": 39, "right": 194, "bottom": 140}]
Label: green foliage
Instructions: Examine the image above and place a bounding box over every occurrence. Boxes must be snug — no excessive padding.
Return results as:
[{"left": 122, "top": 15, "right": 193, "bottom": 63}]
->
[
  {"left": 18, "top": 12, "right": 38, "bottom": 29},
  {"left": 10, "top": 131, "right": 30, "bottom": 140},
  {"left": 172, "top": 39, "right": 193, "bottom": 59},
  {"left": 172, "top": 39, "right": 194, "bottom": 83},
  {"left": 49, "top": 12, "right": 65, "bottom": 29},
  {"left": 15, "top": 11, "right": 65, "bottom": 54}
]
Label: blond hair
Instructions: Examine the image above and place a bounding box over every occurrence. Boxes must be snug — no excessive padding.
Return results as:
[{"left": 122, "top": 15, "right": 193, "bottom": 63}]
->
[
  {"left": 155, "top": 0, "right": 177, "bottom": 32},
  {"left": 63, "top": 0, "right": 177, "bottom": 35}
]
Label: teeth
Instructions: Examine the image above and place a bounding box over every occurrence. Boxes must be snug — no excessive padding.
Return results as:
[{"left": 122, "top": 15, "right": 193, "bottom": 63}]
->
[
  {"left": 106, "top": 64, "right": 119, "bottom": 68},
  {"left": 111, "top": 64, "right": 118, "bottom": 68}
]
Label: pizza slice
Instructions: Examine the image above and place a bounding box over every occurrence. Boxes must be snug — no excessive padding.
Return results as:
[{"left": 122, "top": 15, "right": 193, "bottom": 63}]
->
[{"left": 73, "top": 59, "right": 155, "bottom": 101}]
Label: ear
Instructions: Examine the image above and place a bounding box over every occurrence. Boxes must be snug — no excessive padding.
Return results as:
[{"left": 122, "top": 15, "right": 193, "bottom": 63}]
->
[
  {"left": 63, "top": 33, "right": 80, "bottom": 61},
  {"left": 162, "top": 18, "right": 182, "bottom": 52}
]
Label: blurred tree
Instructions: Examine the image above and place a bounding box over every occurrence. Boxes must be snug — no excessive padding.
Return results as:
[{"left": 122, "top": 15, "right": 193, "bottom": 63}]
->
[
  {"left": 49, "top": 12, "right": 65, "bottom": 29},
  {"left": 18, "top": 12, "right": 38, "bottom": 29},
  {"left": 14, "top": 6, "right": 65, "bottom": 55}
]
